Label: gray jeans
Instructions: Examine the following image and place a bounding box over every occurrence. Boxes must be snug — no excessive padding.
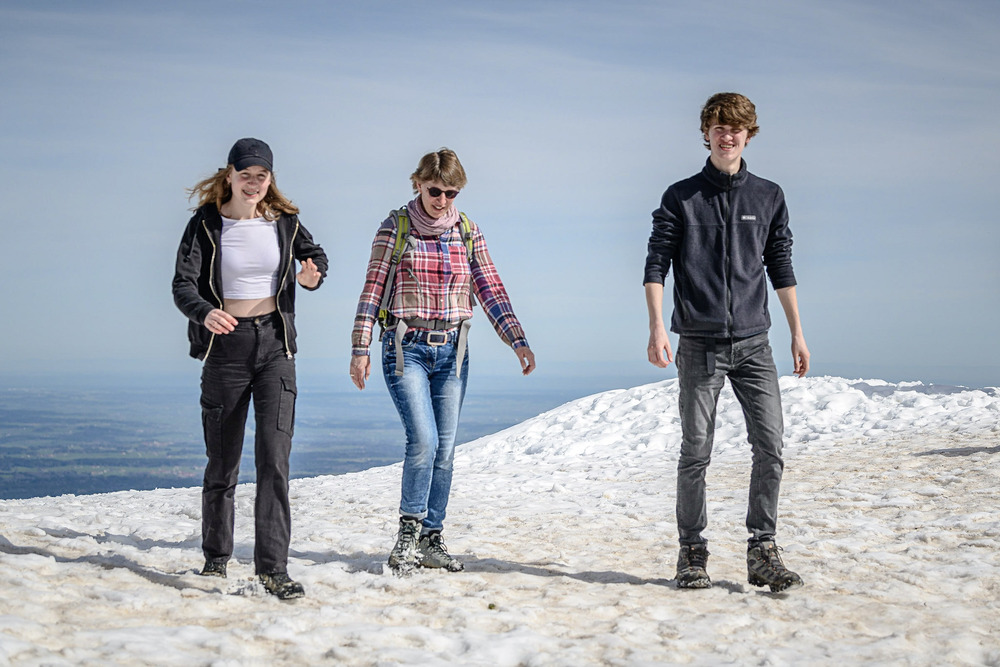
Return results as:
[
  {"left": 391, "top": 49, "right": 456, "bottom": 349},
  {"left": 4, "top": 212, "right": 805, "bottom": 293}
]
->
[{"left": 675, "top": 333, "right": 784, "bottom": 546}]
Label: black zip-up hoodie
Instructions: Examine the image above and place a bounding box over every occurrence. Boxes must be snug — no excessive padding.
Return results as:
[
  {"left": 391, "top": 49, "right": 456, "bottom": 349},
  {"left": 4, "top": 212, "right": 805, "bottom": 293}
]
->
[
  {"left": 644, "top": 158, "right": 796, "bottom": 338},
  {"left": 172, "top": 203, "right": 328, "bottom": 360}
]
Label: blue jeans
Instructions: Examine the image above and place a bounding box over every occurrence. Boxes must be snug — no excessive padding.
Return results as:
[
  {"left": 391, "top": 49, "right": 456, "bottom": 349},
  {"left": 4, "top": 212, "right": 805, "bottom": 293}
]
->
[
  {"left": 675, "top": 333, "right": 785, "bottom": 546},
  {"left": 382, "top": 329, "right": 469, "bottom": 533}
]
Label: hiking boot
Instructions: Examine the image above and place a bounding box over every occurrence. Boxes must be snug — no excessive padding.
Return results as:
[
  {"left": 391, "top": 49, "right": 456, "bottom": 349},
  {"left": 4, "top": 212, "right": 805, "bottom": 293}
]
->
[
  {"left": 259, "top": 572, "right": 305, "bottom": 600},
  {"left": 417, "top": 531, "right": 464, "bottom": 572},
  {"left": 747, "top": 541, "right": 803, "bottom": 592},
  {"left": 676, "top": 544, "right": 711, "bottom": 589},
  {"left": 199, "top": 560, "right": 227, "bottom": 578},
  {"left": 387, "top": 516, "right": 421, "bottom": 575}
]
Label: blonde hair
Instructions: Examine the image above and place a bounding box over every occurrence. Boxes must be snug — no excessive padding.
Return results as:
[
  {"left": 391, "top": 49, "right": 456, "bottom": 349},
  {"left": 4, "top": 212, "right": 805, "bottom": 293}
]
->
[
  {"left": 187, "top": 166, "right": 299, "bottom": 218},
  {"left": 700, "top": 92, "right": 760, "bottom": 149},
  {"left": 409, "top": 148, "right": 468, "bottom": 193}
]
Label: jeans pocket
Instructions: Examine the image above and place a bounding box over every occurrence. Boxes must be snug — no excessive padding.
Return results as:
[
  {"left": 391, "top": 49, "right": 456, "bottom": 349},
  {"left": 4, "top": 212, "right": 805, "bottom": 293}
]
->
[
  {"left": 382, "top": 334, "right": 418, "bottom": 370},
  {"left": 382, "top": 338, "right": 396, "bottom": 369},
  {"left": 388, "top": 331, "right": 418, "bottom": 350},
  {"left": 277, "top": 376, "right": 296, "bottom": 437},
  {"left": 401, "top": 336, "right": 418, "bottom": 350},
  {"left": 200, "top": 398, "right": 224, "bottom": 457}
]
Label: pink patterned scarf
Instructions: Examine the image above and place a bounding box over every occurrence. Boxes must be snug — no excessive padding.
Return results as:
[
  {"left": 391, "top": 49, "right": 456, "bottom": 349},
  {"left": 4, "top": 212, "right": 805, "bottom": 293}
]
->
[{"left": 405, "top": 196, "right": 459, "bottom": 236}]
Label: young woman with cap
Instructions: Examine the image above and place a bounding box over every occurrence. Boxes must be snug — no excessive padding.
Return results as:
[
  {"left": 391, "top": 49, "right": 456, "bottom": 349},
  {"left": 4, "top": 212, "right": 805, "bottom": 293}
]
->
[
  {"left": 172, "top": 138, "right": 328, "bottom": 599},
  {"left": 350, "top": 148, "right": 535, "bottom": 574}
]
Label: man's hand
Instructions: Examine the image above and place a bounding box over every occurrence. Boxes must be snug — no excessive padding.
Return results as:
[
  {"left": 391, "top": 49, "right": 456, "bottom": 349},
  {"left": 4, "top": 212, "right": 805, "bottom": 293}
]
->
[
  {"left": 647, "top": 326, "right": 673, "bottom": 368},
  {"left": 791, "top": 334, "right": 810, "bottom": 378},
  {"left": 777, "top": 286, "right": 809, "bottom": 378},
  {"left": 644, "top": 282, "right": 673, "bottom": 368}
]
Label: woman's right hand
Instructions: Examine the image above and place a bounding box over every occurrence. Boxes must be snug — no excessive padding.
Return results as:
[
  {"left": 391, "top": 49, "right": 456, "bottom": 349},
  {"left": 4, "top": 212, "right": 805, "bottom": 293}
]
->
[
  {"left": 516, "top": 346, "right": 536, "bottom": 376},
  {"left": 203, "top": 309, "right": 238, "bottom": 335},
  {"left": 350, "top": 354, "right": 371, "bottom": 390}
]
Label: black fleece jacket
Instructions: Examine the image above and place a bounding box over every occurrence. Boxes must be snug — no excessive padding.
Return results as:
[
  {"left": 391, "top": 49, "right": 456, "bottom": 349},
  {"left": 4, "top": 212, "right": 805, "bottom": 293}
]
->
[
  {"left": 644, "top": 158, "right": 796, "bottom": 339},
  {"left": 172, "top": 203, "right": 328, "bottom": 360}
]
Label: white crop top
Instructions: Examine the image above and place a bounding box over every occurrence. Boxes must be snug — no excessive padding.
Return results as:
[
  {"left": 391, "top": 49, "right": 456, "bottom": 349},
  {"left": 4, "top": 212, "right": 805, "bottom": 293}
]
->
[{"left": 220, "top": 216, "right": 281, "bottom": 299}]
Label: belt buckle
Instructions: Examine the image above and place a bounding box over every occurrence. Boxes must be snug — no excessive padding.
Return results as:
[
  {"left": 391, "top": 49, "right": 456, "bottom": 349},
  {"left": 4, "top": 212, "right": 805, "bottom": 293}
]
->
[{"left": 426, "top": 331, "right": 448, "bottom": 346}]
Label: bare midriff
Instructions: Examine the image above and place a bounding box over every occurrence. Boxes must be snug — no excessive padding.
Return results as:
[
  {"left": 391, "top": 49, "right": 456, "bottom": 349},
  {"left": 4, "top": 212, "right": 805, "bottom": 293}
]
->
[{"left": 224, "top": 296, "right": 278, "bottom": 318}]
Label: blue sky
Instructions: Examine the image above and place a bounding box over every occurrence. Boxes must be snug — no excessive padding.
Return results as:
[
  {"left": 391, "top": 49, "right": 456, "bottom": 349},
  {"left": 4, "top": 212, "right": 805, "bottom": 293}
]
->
[{"left": 2, "top": 0, "right": 998, "bottom": 390}]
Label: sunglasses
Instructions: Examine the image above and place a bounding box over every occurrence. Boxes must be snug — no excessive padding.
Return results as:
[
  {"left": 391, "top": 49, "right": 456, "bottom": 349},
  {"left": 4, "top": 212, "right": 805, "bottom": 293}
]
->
[{"left": 426, "top": 186, "right": 460, "bottom": 199}]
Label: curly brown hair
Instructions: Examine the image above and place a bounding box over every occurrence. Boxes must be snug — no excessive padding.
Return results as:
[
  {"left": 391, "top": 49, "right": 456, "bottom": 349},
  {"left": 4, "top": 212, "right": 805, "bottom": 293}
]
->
[
  {"left": 700, "top": 92, "right": 760, "bottom": 149},
  {"left": 187, "top": 166, "right": 299, "bottom": 218}
]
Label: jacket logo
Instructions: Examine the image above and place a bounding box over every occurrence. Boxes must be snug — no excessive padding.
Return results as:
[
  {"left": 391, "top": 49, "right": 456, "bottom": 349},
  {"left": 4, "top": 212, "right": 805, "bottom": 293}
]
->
[{"left": 740, "top": 214, "right": 757, "bottom": 221}]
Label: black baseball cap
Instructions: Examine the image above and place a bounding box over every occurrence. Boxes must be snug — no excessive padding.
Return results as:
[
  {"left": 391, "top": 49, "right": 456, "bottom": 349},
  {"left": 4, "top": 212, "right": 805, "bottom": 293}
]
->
[{"left": 228, "top": 137, "right": 273, "bottom": 172}]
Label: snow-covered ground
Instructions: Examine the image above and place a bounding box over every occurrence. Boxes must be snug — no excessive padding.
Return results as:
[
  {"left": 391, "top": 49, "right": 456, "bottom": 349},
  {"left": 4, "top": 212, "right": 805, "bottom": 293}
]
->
[{"left": 1, "top": 376, "right": 998, "bottom": 666}]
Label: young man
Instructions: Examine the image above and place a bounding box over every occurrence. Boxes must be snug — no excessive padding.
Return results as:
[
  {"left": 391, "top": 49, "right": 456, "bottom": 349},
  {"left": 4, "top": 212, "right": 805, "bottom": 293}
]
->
[{"left": 643, "top": 92, "right": 809, "bottom": 592}]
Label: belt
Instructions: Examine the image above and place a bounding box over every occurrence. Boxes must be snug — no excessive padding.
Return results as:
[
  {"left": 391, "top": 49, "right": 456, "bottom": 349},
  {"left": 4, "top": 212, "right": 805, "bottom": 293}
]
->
[
  {"left": 392, "top": 318, "right": 472, "bottom": 378},
  {"left": 406, "top": 329, "right": 455, "bottom": 346}
]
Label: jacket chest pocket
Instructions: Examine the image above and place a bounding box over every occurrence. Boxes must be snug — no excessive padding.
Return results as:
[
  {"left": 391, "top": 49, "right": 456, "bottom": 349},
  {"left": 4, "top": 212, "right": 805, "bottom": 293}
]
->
[{"left": 733, "top": 212, "right": 769, "bottom": 250}]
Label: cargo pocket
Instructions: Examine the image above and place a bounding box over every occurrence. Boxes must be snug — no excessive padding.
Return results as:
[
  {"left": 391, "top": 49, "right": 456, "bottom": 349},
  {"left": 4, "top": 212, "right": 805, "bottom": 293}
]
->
[
  {"left": 200, "top": 398, "right": 224, "bottom": 457},
  {"left": 277, "top": 376, "right": 297, "bottom": 437}
]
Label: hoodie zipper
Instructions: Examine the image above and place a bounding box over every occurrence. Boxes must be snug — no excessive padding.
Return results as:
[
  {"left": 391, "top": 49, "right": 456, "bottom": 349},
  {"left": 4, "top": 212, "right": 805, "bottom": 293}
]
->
[
  {"left": 201, "top": 216, "right": 222, "bottom": 361},
  {"left": 276, "top": 218, "right": 299, "bottom": 359}
]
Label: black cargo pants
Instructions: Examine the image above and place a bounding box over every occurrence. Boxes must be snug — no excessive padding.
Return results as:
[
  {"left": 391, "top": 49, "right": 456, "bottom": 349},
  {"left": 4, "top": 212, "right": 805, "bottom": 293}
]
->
[{"left": 199, "top": 312, "right": 296, "bottom": 575}]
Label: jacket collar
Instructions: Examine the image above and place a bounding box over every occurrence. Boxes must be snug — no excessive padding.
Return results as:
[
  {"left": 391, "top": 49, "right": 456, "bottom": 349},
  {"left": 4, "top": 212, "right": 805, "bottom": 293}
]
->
[
  {"left": 198, "top": 203, "right": 223, "bottom": 232},
  {"left": 701, "top": 157, "right": 748, "bottom": 190}
]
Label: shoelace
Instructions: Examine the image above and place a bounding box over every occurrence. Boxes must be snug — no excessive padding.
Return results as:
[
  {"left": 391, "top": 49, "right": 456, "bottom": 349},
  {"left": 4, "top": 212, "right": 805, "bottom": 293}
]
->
[
  {"left": 426, "top": 535, "right": 451, "bottom": 557},
  {"left": 757, "top": 544, "right": 788, "bottom": 575},
  {"left": 683, "top": 546, "right": 709, "bottom": 570},
  {"left": 398, "top": 521, "right": 420, "bottom": 540},
  {"left": 392, "top": 522, "right": 421, "bottom": 561}
]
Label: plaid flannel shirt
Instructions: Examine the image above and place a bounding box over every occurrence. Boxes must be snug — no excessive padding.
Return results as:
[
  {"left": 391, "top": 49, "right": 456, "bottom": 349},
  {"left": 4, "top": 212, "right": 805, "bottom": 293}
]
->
[{"left": 352, "top": 212, "right": 528, "bottom": 355}]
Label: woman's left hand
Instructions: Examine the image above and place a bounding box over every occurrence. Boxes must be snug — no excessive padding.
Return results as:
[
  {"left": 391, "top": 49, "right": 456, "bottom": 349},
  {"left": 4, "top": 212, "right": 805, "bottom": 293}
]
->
[
  {"left": 296, "top": 258, "right": 321, "bottom": 288},
  {"left": 516, "top": 347, "right": 536, "bottom": 376}
]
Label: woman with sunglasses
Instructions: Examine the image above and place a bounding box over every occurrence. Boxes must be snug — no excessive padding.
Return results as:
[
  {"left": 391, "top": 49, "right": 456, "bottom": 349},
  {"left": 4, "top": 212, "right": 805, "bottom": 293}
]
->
[
  {"left": 350, "top": 148, "right": 535, "bottom": 574},
  {"left": 173, "top": 138, "right": 328, "bottom": 599}
]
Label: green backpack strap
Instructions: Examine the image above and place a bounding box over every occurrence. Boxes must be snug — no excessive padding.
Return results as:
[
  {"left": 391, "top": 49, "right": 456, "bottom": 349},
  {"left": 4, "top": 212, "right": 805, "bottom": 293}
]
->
[
  {"left": 392, "top": 209, "right": 411, "bottom": 264},
  {"left": 458, "top": 212, "right": 474, "bottom": 263},
  {"left": 377, "top": 208, "right": 411, "bottom": 333},
  {"left": 458, "top": 212, "right": 478, "bottom": 308}
]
